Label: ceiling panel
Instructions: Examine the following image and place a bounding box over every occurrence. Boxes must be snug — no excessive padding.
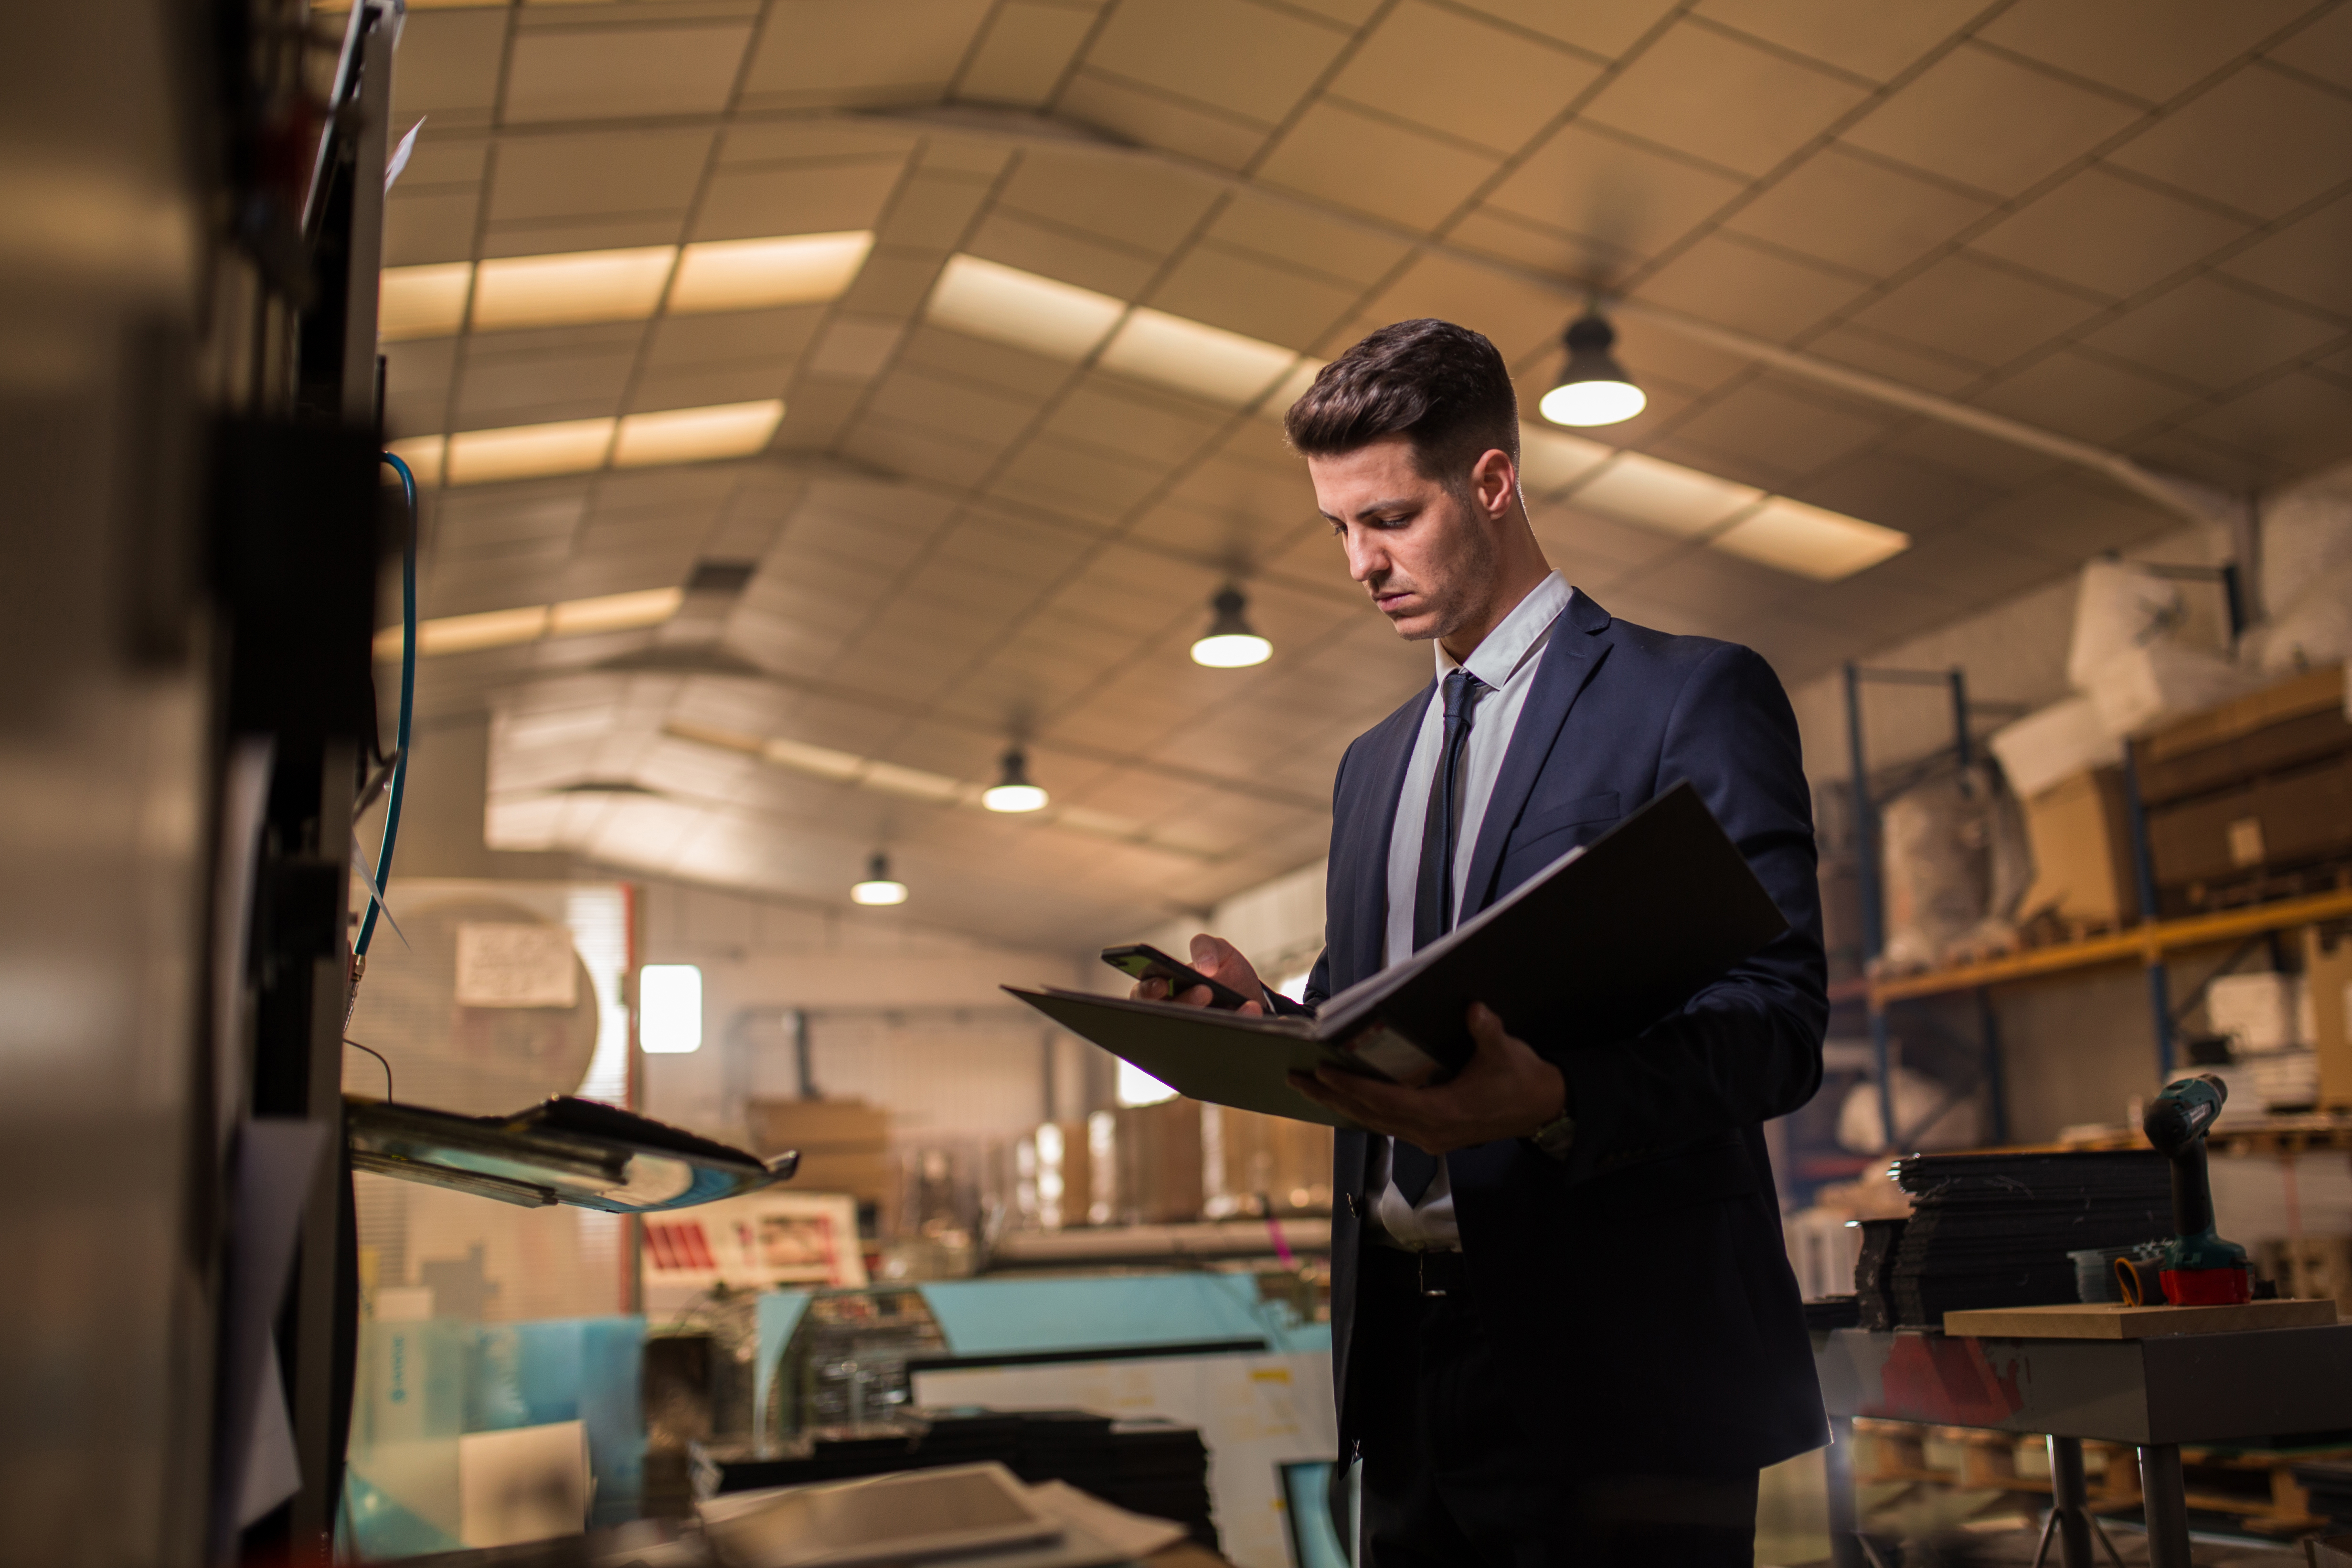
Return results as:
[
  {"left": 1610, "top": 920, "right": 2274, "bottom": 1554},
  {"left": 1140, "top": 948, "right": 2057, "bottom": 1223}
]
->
[
  {"left": 1839, "top": 44, "right": 2144, "bottom": 198},
  {"left": 2216, "top": 191, "right": 2352, "bottom": 319},
  {"left": 2081, "top": 273, "right": 2343, "bottom": 391},
  {"left": 501, "top": 21, "right": 752, "bottom": 122},
  {"left": 378, "top": 0, "right": 2352, "bottom": 949},
  {"left": 1967, "top": 164, "right": 2253, "bottom": 299},
  {"left": 1977, "top": 0, "right": 2318, "bottom": 105},
  {"left": 1720, "top": 147, "right": 1995, "bottom": 278},
  {"left": 957, "top": 1, "right": 1101, "bottom": 107},
  {"left": 1326, "top": 0, "right": 1604, "bottom": 154},
  {"left": 1086, "top": 0, "right": 1349, "bottom": 125},
  {"left": 1256, "top": 102, "right": 1505, "bottom": 230},
  {"left": 2267, "top": 4, "right": 2352, "bottom": 89},
  {"left": 1844, "top": 250, "right": 2107, "bottom": 367},
  {"left": 2102, "top": 64, "right": 2352, "bottom": 219},
  {"left": 1579, "top": 20, "right": 1872, "bottom": 178},
  {"left": 1692, "top": 0, "right": 1985, "bottom": 83},
  {"left": 736, "top": 0, "right": 995, "bottom": 105}
]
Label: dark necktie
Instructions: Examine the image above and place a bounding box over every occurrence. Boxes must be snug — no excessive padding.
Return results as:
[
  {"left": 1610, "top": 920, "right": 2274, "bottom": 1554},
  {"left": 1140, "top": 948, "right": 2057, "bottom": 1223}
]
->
[{"left": 1393, "top": 667, "right": 1486, "bottom": 1205}]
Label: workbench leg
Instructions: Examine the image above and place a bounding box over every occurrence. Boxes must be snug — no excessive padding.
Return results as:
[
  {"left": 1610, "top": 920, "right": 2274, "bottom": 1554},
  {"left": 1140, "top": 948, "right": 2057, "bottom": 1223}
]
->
[
  {"left": 2139, "top": 1443, "right": 2192, "bottom": 1568},
  {"left": 2048, "top": 1437, "right": 2095, "bottom": 1568},
  {"left": 1826, "top": 1416, "right": 1867, "bottom": 1568}
]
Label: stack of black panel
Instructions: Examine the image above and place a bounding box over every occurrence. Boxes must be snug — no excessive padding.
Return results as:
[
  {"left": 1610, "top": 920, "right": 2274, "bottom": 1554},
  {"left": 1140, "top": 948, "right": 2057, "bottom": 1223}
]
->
[
  {"left": 1888, "top": 1151, "right": 2170, "bottom": 1327},
  {"left": 697, "top": 1408, "right": 1219, "bottom": 1551}
]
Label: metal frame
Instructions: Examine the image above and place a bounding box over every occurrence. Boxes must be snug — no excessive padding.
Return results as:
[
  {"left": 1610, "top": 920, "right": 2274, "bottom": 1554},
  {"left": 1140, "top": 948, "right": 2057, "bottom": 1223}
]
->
[{"left": 1841, "top": 662, "right": 2014, "bottom": 1152}]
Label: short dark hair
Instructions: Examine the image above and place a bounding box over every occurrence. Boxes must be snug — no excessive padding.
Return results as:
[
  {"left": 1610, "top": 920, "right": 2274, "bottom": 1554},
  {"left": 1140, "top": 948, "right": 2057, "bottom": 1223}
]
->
[{"left": 1283, "top": 319, "right": 1519, "bottom": 485}]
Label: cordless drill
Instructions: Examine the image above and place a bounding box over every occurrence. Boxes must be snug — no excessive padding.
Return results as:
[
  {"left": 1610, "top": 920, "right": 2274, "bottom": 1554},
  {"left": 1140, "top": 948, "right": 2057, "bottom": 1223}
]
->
[{"left": 2140, "top": 1073, "right": 2252, "bottom": 1306}]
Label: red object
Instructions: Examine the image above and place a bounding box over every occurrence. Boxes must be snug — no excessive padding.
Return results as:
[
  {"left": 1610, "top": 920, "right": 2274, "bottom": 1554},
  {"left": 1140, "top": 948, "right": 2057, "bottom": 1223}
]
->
[{"left": 2160, "top": 1264, "right": 2253, "bottom": 1305}]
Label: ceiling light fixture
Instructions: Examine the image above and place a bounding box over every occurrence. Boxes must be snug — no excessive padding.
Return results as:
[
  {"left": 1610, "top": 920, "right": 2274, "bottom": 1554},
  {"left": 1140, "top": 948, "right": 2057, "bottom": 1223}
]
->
[
  {"left": 850, "top": 851, "right": 908, "bottom": 906},
  {"left": 981, "top": 747, "right": 1047, "bottom": 813},
  {"left": 1190, "top": 585, "right": 1271, "bottom": 668},
  {"left": 1539, "top": 311, "right": 1646, "bottom": 428}
]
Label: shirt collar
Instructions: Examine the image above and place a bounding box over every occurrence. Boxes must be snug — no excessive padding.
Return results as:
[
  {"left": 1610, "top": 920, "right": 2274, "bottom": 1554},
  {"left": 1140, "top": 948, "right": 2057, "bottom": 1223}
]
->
[{"left": 1435, "top": 571, "right": 1572, "bottom": 689}]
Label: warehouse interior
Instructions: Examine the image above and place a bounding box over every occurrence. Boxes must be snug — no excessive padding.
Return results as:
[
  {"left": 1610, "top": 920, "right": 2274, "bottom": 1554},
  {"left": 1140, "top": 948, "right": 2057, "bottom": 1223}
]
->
[{"left": 8, "top": 1, "right": 2352, "bottom": 1564}]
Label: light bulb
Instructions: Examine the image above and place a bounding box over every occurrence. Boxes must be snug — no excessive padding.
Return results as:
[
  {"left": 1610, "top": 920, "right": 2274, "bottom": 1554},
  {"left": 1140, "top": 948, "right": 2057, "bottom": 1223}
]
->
[
  {"left": 1190, "top": 585, "right": 1271, "bottom": 668},
  {"left": 1540, "top": 311, "right": 1645, "bottom": 429},
  {"left": 983, "top": 748, "right": 1047, "bottom": 812},
  {"left": 851, "top": 851, "right": 907, "bottom": 904},
  {"left": 1191, "top": 632, "right": 1271, "bottom": 668},
  {"left": 1539, "top": 378, "right": 1646, "bottom": 427}
]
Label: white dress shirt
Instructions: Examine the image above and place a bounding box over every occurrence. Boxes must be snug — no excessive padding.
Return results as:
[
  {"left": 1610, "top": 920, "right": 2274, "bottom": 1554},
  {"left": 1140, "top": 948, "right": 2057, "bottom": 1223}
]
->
[{"left": 1369, "top": 570, "right": 1573, "bottom": 1250}]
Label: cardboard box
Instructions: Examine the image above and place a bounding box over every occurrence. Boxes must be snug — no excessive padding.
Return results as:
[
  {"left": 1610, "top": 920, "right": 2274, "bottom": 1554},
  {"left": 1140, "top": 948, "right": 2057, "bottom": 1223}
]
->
[
  {"left": 1202, "top": 1104, "right": 1333, "bottom": 1217},
  {"left": 2016, "top": 767, "right": 2138, "bottom": 927},
  {"left": 748, "top": 1097, "right": 892, "bottom": 1210},
  {"left": 2136, "top": 664, "right": 2347, "bottom": 802},
  {"left": 2310, "top": 923, "right": 2352, "bottom": 1110},
  {"left": 1110, "top": 1098, "right": 1204, "bottom": 1225}
]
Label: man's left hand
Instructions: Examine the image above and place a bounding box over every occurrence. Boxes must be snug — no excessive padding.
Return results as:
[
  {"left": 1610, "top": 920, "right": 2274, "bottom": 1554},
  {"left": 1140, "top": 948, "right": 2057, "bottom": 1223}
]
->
[{"left": 1289, "top": 1003, "right": 1566, "bottom": 1153}]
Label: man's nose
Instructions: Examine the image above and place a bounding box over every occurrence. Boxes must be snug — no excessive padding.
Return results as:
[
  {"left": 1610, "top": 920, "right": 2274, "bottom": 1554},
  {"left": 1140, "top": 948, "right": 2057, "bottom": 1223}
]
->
[{"left": 1345, "top": 532, "right": 1385, "bottom": 583}]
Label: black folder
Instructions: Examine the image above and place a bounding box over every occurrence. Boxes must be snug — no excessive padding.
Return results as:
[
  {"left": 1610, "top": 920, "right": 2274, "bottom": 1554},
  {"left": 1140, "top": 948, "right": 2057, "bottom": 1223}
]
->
[{"left": 1004, "top": 780, "right": 1788, "bottom": 1128}]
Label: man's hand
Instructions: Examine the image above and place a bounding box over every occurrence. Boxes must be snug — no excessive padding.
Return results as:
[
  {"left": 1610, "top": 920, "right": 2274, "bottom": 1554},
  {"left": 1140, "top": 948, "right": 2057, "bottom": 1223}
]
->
[
  {"left": 1131, "top": 933, "right": 1266, "bottom": 1017},
  {"left": 1288, "top": 1003, "right": 1564, "bottom": 1153}
]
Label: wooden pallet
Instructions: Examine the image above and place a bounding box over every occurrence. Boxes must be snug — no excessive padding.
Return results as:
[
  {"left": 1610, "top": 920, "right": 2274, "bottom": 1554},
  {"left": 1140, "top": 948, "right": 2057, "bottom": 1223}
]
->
[{"left": 2175, "top": 1443, "right": 2352, "bottom": 1536}]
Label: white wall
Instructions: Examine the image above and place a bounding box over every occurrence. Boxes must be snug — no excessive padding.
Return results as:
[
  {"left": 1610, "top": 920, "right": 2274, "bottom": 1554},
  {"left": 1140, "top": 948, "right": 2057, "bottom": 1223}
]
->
[{"left": 634, "top": 878, "right": 1096, "bottom": 1144}]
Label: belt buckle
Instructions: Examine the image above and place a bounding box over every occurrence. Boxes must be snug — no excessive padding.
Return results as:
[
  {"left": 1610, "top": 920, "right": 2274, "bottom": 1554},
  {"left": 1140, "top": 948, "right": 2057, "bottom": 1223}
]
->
[{"left": 1416, "top": 1250, "right": 1446, "bottom": 1298}]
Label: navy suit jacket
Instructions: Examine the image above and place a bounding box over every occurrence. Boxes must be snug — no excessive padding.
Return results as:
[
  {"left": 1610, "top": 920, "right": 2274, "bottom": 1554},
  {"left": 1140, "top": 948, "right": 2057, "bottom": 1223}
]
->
[{"left": 1304, "top": 588, "right": 1829, "bottom": 1476}]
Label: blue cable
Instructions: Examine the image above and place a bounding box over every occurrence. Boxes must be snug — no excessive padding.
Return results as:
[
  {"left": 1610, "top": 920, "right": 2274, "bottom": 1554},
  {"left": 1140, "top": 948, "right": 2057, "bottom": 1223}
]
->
[{"left": 356, "top": 451, "right": 417, "bottom": 960}]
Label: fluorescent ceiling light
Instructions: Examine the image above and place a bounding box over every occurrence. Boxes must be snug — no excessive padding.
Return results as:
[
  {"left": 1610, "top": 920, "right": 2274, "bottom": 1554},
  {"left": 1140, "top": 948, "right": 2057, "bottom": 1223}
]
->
[
  {"left": 398, "top": 401, "right": 788, "bottom": 487},
  {"left": 760, "top": 736, "right": 865, "bottom": 781},
  {"left": 1517, "top": 423, "right": 1612, "bottom": 495},
  {"left": 613, "top": 400, "right": 784, "bottom": 468},
  {"left": 388, "top": 434, "right": 447, "bottom": 486},
  {"left": 926, "top": 254, "right": 1124, "bottom": 360},
  {"left": 375, "top": 587, "right": 681, "bottom": 661},
  {"left": 1099, "top": 308, "right": 1297, "bottom": 406},
  {"left": 1567, "top": 453, "right": 1762, "bottom": 537},
  {"left": 1709, "top": 498, "right": 1911, "bottom": 582},
  {"left": 414, "top": 606, "right": 552, "bottom": 657},
  {"left": 471, "top": 246, "right": 676, "bottom": 331},
  {"left": 670, "top": 232, "right": 873, "bottom": 313},
  {"left": 548, "top": 587, "right": 685, "bottom": 637},
  {"left": 660, "top": 720, "right": 1223, "bottom": 861},
  {"left": 1262, "top": 356, "right": 1328, "bottom": 419},
  {"left": 376, "top": 232, "right": 873, "bottom": 342},
  {"left": 447, "top": 417, "right": 617, "bottom": 486},
  {"left": 380, "top": 262, "right": 473, "bottom": 341}
]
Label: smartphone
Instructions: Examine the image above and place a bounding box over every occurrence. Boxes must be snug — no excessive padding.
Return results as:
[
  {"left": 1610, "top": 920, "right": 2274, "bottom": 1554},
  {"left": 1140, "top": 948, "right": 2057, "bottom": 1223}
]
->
[{"left": 1100, "top": 943, "right": 1256, "bottom": 1011}]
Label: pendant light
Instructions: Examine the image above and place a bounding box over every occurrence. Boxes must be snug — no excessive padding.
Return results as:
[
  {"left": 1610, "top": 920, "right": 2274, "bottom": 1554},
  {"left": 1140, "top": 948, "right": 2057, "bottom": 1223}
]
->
[
  {"left": 982, "top": 747, "right": 1047, "bottom": 813},
  {"left": 850, "top": 851, "right": 907, "bottom": 905},
  {"left": 1190, "top": 585, "right": 1271, "bottom": 668},
  {"left": 1538, "top": 311, "right": 1645, "bottom": 428}
]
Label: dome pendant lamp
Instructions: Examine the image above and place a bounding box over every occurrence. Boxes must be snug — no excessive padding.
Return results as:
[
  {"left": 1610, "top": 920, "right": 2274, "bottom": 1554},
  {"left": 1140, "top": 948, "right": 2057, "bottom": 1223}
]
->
[
  {"left": 1190, "top": 585, "right": 1271, "bottom": 668},
  {"left": 1538, "top": 311, "right": 1646, "bottom": 428},
  {"left": 851, "top": 851, "right": 907, "bottom": 905},
  {"left": 982, "top": 747, "right": 1048, "bottom": 813}
]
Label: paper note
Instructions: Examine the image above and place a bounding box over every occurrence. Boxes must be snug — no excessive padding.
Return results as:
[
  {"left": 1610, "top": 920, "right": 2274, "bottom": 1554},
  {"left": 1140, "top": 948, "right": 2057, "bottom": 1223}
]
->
[{"left": 455, "top": 922, "right": 578, "bottom": 1008}]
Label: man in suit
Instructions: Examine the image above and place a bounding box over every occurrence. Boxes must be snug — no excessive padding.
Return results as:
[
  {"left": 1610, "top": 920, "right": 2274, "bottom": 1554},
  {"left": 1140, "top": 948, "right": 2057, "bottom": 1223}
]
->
[{"left": 1137, "top": 319, "right": 1829, "bottom": 1564}]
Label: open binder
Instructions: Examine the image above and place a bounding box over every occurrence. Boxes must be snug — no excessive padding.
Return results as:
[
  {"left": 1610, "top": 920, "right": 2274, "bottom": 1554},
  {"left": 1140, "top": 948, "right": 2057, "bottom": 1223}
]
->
[{"left": 1006, "top": 781, "right": 1788, "bottom": 1128}]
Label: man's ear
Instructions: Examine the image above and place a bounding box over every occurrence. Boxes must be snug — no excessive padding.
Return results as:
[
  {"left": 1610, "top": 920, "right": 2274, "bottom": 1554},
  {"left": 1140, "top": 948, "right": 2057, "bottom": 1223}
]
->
[{"left": 1471, "top": 448, "right": 1518, "bottom": 520}]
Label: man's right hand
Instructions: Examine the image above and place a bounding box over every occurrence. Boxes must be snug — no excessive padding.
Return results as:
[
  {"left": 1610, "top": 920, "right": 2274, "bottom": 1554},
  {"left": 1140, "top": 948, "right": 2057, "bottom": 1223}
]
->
[{"left": 1133, "top": 933, "right": 1268, "bottom": 1016}]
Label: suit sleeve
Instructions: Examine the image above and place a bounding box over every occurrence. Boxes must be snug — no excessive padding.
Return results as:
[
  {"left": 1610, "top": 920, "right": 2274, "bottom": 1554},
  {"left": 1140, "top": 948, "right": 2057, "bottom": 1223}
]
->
[{"left": 1550, "top": 642, "right": 1827, "bottom": 1182}]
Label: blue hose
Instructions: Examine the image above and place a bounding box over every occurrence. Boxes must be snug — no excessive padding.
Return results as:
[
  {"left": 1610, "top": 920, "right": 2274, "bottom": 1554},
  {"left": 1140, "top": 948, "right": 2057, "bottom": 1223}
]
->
[{"left": 356, "top": 451, "right": 417, "bottom": 959}]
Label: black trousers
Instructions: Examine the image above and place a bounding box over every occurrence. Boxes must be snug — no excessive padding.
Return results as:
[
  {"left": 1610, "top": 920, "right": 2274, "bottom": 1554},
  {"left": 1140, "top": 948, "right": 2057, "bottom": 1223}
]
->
[{"left": 1353, "top": 1246, "right": 1759, "bottom": 1568}]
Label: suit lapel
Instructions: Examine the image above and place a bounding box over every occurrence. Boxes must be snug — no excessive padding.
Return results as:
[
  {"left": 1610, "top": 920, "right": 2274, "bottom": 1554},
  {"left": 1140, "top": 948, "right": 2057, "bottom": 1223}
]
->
[
  {"left": 1331, "top": 684, "right": 1435, "bottom": 985},
  {"left": 1458, "top": 588, "right": 1616, "bottom": 915}
]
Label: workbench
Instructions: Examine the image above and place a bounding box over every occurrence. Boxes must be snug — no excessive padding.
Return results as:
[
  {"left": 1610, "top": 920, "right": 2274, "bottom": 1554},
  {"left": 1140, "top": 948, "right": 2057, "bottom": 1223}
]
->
[{"left": 1814, "top": 1324, "right": 2352, "bottom": 1568}]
